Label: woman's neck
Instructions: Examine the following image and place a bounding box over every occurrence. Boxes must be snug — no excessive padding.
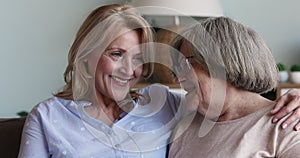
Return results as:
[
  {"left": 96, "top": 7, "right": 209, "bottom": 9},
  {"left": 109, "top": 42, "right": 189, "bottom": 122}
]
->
[
  {"left": 217, "top": 87, "right": 275, "bottom": 122},
  {"left": 85, "top": 92, "right": 124, "bottom": 126},
  {"left": 100, "top": 97, "right": 123, "bottom": 120}
]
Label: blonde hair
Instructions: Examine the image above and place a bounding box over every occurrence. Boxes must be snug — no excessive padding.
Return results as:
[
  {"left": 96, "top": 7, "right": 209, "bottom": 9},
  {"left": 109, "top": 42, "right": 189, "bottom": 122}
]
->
[{"left": 55, "top": 4, "right": 154, "bottom": 100}]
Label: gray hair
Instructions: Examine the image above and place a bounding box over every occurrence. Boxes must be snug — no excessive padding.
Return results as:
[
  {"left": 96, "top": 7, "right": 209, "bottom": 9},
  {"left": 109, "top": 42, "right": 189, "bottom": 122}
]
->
[{"left": 172, "top": 17, "right": 278, "bottom": 94}]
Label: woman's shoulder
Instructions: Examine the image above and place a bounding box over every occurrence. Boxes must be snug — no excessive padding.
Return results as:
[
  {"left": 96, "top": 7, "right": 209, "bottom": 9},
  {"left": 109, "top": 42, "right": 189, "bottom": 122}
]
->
[
  {"left": 29, "top": 97, "right": 89, "bottom": 119},
  {"left": 137, "top": 83, "right": 170, "bottom": 93},
  {"left": 137, "top": 83, "right": 183, "bottom": 97},
  {"left": 33, "top": 97, "right": 72, "bottom": 110}
]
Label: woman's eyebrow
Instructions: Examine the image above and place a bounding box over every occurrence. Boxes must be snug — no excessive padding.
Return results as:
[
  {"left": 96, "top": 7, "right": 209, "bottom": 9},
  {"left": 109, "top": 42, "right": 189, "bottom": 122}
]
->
[{"left": 105, "top": 47, "right": 126, "bottom": 52}]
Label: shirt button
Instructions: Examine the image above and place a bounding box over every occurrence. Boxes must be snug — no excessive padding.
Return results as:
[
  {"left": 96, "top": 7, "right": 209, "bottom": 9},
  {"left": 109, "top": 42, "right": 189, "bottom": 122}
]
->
[
  {"left": 114, "top": 144, "right": 121, "bottom": 148},
  {"left": 107, "top": 130, "right": 113, "bottom": 135}
]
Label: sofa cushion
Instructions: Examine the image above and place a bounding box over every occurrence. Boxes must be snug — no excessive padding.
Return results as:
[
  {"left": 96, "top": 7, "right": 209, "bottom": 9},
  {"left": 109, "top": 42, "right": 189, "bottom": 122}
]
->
[{"left": 0, "top": 117, "right": 26, "bottom": 158}]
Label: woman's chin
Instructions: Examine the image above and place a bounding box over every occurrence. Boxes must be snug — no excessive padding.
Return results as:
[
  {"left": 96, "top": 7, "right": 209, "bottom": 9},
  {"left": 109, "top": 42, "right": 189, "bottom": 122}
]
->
[
  {"left": 110, "top": 81, "right": 137, "bottom": 101},
  {"left": 111, "top": 91, "right": 129, "bottom": 101},
  {"left": 185, "top": 92, "right": 200, "bottom": 112}
]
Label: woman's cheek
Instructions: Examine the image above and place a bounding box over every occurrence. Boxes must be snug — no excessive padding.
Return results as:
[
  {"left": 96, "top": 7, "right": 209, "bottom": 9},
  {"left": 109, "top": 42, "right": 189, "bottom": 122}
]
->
[
  {"left": 96, "top": 57, "right": 114, "bottom": 74},
  {"left": 134, "top": 65, "right": 143, "bottom": 78}
]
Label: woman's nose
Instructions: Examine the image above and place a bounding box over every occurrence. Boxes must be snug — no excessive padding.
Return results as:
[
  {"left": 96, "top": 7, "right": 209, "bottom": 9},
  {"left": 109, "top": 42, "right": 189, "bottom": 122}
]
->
[
  {"left": 175, "top": 77, "right": 180, "bottom": 84},
  {"left": 176, "top": 75, "right": 187, "bottom": 84},
  {"left": 119, "top": 58, "right": 134, "bottom": 75}
]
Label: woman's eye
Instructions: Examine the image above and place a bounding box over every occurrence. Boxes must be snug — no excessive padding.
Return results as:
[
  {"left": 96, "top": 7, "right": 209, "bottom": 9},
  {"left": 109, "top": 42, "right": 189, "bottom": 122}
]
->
[{"left": 109, "top": 51, "right": 123, "bottom": 61}]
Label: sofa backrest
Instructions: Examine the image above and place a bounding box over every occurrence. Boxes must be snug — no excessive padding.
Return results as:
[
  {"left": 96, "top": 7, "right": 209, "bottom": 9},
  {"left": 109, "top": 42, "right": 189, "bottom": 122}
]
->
[{"left": 0, "top": 117, "right": 26, "bottom": 158}]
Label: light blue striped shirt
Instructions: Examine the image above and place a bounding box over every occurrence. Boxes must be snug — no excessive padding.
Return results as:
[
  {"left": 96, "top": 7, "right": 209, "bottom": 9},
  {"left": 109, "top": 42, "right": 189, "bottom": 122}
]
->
[{"left": 18, "top": 85, "right": 183, "bottom": 158}]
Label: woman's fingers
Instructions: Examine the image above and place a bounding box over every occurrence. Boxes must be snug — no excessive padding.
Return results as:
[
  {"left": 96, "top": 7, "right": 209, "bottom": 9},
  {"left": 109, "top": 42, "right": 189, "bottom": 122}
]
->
[
  {"left": 280, "top": 108, "right": 300, "bottom": 131},
  {"left": 272, "top": 95, "right": 300, "bottom": 130}
]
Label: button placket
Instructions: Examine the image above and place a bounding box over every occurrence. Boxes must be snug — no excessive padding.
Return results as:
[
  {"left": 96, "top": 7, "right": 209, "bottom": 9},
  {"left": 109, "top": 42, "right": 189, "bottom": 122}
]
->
[{"left": 109, "top": 127, "right": 126, "bottom": 158}]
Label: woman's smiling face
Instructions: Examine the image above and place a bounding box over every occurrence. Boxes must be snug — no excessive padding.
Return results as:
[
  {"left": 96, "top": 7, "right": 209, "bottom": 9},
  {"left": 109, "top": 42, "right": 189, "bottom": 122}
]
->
[
  {"left": 178, "top": 42, "right": 227, "bottom": 119},
  {"left": 95, "top": 29, "right": 143, "bottom": 101}
]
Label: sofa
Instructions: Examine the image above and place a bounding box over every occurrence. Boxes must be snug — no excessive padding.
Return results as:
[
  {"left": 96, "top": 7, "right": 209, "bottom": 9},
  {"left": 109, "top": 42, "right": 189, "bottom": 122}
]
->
[{"left": 0, "top": 117, "right": 26, "bottom": 158}]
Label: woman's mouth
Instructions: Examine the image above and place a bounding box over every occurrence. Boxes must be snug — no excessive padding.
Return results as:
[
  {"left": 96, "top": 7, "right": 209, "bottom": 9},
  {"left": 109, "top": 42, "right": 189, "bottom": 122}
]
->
[
  {"left": 180, "top": 81, "right": 197, "bottom": 93},
  {"left": 185, "top": 87, "right": 194, "bottom": 91},
  {"left": 110, "top": 75, "right": 132, "bottom": 86}
]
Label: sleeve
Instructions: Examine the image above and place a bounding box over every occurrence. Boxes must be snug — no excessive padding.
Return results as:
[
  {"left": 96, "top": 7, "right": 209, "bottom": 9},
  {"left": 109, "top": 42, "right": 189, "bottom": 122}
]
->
[
  {"left": 137, "top": 84, "right": 184, "bottom": 117},
  {"left": 18, "top": 107, "right": 50, "bottom": 158}
]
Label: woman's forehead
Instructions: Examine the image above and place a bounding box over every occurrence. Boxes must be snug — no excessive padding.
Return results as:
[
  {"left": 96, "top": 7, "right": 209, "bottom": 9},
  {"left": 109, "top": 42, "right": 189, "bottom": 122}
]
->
[{"left": 106, "top": 30, "right": 141, "bottom": 52}]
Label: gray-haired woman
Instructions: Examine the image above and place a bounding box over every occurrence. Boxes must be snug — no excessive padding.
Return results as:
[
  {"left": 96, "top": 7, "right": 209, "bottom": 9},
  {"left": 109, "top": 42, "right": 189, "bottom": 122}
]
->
[{"left": 170, "top": 17, "right": 300, "bottom": 158}]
